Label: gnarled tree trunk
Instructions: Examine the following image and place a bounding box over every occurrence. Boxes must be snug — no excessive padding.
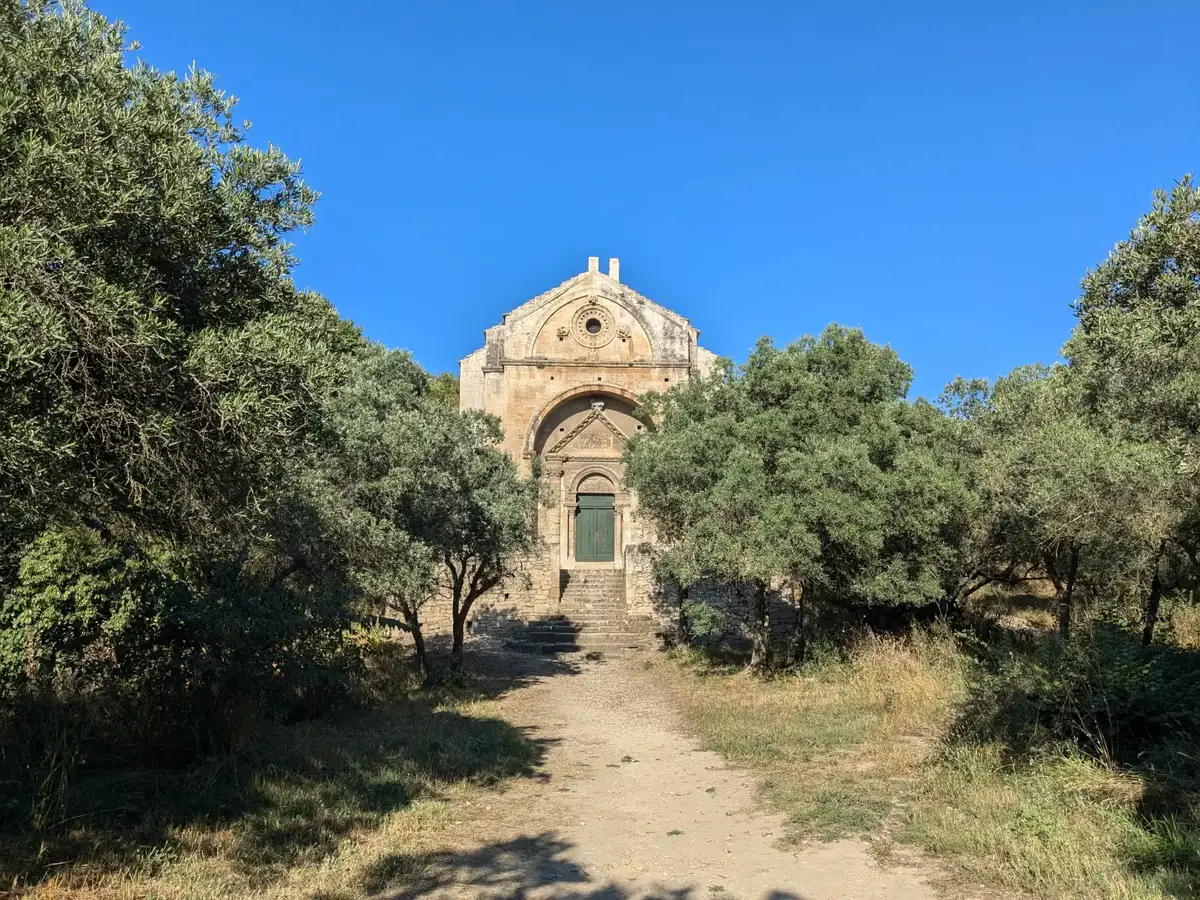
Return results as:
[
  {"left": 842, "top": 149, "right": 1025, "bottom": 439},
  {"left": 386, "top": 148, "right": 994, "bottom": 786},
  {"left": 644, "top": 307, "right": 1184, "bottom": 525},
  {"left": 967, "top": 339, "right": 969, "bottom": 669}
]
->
[
  {"left": 1058, "top": 544, "right": 1080, "bottom": 639},
  {"left": 748, "top": 581, "right": 771, "bottom": 673},
  {"left": 789, "top": 581, "right": 806, "bottom": 667},
  {"left": 677, "top": 584, "right": 691, "bottom": 647},
  {"left": 401, "top": 603, "right": 433, "bottom": 684},
  {"left": 1142, "top": 543, "right": 1166, "bottom": 646}
]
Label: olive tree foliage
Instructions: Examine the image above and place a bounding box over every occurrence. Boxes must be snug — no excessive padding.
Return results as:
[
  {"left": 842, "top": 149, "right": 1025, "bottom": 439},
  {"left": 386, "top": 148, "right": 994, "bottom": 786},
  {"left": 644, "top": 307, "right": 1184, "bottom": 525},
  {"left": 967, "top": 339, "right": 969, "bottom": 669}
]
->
[
  {"left": 402, "top": 410, "right": 538, "bottom": 667},
  {"left": 0, "top": 2, "right": 362, "bottom": 794},
  {"left": 300, "top": 344, "right": 439, "bottom": 677},
  {"left": 944, "top": 366, "right": 1179, "bottom": 638},
  {"left": 1066, "top": 178, "right": 1200, "bottom": 455},
  {"left": 1063, "top": 177, "right": 1200, "bottom": 639},
  {"left": 309, "top": 343, "right": 537, "bottom": 678},
  {"left": 0, "top": 0, "right": 346, "bottom": 566},
  {"left": 426, "top": 372, "right": 461, "bottom": 409},
  {"left": 625, "top": 325, "right": 976, "bottom": 672}
]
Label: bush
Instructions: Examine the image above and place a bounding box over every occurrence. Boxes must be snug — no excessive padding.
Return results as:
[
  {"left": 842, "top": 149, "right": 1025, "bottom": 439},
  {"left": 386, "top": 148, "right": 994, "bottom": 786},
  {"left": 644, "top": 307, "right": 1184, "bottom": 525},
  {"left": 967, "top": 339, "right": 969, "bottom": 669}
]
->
[
  {"left": 959, "top": 623, "right": 1200, "bottom": 772},
  {"left": 681, "top": 598, "right": 729, "bottom": 641},
  {"left": 0, "top": 526, "right": 361, "bottom": 830}
]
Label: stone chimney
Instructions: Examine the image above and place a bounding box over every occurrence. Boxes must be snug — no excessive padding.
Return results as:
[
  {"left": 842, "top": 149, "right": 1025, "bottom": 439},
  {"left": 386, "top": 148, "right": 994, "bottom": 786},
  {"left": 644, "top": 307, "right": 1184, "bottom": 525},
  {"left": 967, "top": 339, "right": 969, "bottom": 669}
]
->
[
  {"left": 587, "top": 256, "right": 599, "bottom": 273},
  {"left": 608, "top": 257, "right": 620, "bottom": 283}
]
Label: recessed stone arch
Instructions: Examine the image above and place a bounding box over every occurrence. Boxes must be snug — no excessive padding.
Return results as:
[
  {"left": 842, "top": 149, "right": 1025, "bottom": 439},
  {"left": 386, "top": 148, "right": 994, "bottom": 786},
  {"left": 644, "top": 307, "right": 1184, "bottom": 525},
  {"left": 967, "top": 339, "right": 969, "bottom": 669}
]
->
[
  {"left": 523, "top": 285, "right": 660, "bottom": 361},
  {"left": 569, "top": 466, "right": 621, "bottom": 495},
  {"left": 523, "top": 384, "right": 648, "bottom": 458}
]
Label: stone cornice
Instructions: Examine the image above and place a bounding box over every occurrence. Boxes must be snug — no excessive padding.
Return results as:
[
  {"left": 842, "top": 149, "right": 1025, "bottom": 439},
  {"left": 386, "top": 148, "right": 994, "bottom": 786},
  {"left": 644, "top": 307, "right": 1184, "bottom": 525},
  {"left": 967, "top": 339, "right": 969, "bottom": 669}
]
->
[{"left": 502, "top": 359, "right": 690, "bottom": 369}]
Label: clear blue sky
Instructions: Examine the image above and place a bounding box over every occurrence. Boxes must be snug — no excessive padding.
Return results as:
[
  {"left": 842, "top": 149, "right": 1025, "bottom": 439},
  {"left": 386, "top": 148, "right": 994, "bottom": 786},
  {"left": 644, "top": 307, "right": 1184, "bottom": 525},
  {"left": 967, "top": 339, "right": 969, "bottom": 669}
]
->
[{"left": 99, "top": 0, "right": 1199, "bottom": 399}]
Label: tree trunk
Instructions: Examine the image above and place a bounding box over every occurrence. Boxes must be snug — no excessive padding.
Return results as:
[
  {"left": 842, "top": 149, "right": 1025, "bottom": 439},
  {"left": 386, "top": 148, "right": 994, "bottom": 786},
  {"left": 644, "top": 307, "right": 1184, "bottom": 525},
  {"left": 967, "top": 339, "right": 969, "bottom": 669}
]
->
[
  {"left": 677, "top": 584, "right": 690, "bottom": 647},
  {"left": 402, "top": 604, "right": 434, "bottom": 684},
  {"left": 1058, "top": 544, "right": 1079, "bottom": 640},
  {"left": 1141, "top": 545, "right": 1165, "bottom": 646},
  {"left": 451, "top": 609, "right": 466, "bottom": 665},
  {"left": 748, "top": 581, "right": 771, "bottom": 674},
  {"left": 452, "top": 582, "right": 487, "bottom": 668},
  {"left": 1044, "top": 554, "right": 1065, "bottom": 600},
  {"left": 789, "top": 581, "right": 806, "bottom": 668}
]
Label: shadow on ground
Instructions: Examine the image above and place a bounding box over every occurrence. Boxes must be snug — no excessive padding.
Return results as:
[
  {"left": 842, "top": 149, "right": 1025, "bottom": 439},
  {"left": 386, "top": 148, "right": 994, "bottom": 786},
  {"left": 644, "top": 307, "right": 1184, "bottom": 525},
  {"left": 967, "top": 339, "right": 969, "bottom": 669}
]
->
[
  {"left": 469, "top": 607, "right": 594, "bottom": 657},
  {"left": 338, "top": 830, "right": 807, "bottom": 900},
  {"left": 1, "top": 649, "right": 579, "bottom": 892}
]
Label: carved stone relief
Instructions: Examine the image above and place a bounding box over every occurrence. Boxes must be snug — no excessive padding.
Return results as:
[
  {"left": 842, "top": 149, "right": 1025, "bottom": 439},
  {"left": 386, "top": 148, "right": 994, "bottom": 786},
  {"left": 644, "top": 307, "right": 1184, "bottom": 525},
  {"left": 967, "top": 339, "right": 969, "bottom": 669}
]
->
[
  {"left": 571, "top": 304, "right": 616, "bottom": 349},
  {"left": 577, "top": 473, "right": 615, "bottom": 494}
]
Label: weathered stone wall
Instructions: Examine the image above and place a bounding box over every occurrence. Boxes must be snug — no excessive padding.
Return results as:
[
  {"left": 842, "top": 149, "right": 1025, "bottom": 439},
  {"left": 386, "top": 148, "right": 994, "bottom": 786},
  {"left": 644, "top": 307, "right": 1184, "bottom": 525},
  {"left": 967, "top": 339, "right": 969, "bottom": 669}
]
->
[{"left": 686, "top": 579, "right": 798, "bottom": 645}]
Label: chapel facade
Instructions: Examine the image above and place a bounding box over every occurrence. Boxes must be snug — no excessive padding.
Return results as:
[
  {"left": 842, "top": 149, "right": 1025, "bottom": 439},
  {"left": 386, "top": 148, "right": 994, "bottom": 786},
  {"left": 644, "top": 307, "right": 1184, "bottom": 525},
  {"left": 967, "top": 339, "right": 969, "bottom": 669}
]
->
[{"left": 459, "top": 257, "right": 717, "bottom": 637}]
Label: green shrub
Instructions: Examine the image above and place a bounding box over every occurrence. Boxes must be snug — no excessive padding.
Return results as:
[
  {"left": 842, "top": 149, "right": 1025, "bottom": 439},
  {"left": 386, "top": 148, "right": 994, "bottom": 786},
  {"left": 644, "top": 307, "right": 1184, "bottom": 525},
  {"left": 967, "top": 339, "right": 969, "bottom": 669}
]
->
[
  {"left": 0, "top": 526, "right": 361, "bottom": 830},
  {"left": 959, "top": 623, "right": 1200, "bottom": 774},
  {"left": 682, "top": 598, "right": 729, "bottom": 641}
]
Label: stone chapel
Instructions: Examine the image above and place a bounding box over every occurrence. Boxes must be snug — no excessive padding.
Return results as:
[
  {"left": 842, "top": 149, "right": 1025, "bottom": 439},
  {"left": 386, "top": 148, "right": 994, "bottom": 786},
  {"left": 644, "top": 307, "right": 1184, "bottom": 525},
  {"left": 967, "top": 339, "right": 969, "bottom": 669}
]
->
[{"left": 458, "top": 256, "right": 717, "bottom": 646}]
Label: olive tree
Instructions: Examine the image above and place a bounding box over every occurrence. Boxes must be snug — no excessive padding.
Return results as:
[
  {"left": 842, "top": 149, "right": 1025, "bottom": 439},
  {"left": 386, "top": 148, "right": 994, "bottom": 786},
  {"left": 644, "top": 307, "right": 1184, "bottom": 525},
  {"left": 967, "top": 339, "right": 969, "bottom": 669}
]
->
[
  {"left": 0, "top": 0, "right": 345, "bottom": 565},
  {"left": 626, "top": 325, "right": 975, "bottom": 672},
  {"left": 403, "top": 410, "right": 538, "bottom": 667},
  {"left": 313, "top": 343, "right": 537, "bottom": 677},
  {"left": 948, "top": 365, "right": 1178, "bottom": 638},
  {"left": 1064, "top": 177, "right": 1200, "bottom": 640}
]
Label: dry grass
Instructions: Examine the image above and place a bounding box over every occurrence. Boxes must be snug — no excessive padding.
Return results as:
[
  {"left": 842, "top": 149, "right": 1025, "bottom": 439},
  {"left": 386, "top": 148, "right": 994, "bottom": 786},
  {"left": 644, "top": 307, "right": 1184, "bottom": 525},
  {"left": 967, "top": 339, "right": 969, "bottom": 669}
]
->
[
  {"left": 965, "top": 580, "right": 1059, "bottom": 633},
  {"left": 903, "top": 747, "right": 1183, "bottom": 899},
  {"left": 656, "top": 630, "right": 968, "bottom": 840},
  {"left": 1163, "top": 598, "right": 1200, "bottom": 650},
  {"left": 658, "top": 629, "right": 1198, "bottom": 900},
  {"left": 4, "top": 661, "right": 539, "bottom": 900}
]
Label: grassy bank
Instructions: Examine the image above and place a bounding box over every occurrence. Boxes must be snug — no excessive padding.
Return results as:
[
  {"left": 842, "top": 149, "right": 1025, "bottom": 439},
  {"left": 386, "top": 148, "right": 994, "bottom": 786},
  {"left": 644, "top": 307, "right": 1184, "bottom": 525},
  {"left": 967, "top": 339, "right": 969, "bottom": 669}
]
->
[
  {"left": 656, "top": 626, "right": 1200, "bottom": 900},
  {"left": 1, "top": 651, "right": 538, "bottom": 899}
]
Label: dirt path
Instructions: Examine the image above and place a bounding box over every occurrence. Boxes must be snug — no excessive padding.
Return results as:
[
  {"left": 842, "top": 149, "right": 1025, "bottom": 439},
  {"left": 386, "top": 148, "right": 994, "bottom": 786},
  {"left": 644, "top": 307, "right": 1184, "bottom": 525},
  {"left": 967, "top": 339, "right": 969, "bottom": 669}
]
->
[{"left": 391, "top": 651, "right": 943, "bottom": 900}]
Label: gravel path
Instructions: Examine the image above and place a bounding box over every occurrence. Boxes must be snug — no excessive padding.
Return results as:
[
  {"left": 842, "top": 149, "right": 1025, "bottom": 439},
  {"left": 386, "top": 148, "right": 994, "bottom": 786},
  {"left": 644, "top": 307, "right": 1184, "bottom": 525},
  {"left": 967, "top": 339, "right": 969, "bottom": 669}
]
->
[{"left": 389, "top": 651, "right": 942, "bottom": 900}]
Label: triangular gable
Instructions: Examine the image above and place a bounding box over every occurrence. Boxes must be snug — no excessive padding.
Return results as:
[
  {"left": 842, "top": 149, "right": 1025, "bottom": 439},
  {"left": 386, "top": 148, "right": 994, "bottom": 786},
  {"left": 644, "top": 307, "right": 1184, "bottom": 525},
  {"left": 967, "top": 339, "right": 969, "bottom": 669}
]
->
[
  {"left": 501, "top": 270, "right": 694, "bottom": 332},
  {"left": 547, "top": 407, "right": 628, "bottom": 456}
]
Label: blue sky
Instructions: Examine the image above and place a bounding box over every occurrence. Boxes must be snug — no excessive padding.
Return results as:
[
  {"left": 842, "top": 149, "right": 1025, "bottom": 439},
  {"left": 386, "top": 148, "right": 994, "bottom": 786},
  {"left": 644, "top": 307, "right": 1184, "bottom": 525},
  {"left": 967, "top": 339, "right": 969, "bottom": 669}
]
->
[{"left": 100, "top": 0, "right": 1199, "bottom": 399}]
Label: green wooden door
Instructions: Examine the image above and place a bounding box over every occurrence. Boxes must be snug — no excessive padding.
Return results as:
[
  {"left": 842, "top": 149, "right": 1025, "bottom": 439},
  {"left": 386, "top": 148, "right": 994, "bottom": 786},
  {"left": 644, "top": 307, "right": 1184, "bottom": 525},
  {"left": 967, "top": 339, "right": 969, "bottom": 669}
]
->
[{"left": 575, "top": 494, "right": 615, "bottom": 562}]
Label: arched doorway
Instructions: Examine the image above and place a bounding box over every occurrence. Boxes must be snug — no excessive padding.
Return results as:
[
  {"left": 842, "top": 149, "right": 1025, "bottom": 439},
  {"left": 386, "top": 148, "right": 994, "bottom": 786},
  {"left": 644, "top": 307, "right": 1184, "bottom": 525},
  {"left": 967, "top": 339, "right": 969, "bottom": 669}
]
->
[
  {"left": 527, "top": 389, "right": 649, "bottom": 570},
  {"left": 575, "top": 492, "right": 615, "bottom": 561}
]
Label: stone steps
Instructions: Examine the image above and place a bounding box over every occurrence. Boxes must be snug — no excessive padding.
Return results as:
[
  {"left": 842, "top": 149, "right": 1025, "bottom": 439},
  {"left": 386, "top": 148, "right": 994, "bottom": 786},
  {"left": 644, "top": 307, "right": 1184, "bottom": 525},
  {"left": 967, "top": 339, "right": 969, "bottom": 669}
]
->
[
  {"left": 528, "top": 617, "right": 658, "bottom": 630},
  {"left": 486, "top": 568, "right": 663, "bottom": 654},
  {"left": 525, "top": 627, "right": 658, "bottom": 638},
  {"left": 523, "top": 631, "right": 653, "bottom": 646}
]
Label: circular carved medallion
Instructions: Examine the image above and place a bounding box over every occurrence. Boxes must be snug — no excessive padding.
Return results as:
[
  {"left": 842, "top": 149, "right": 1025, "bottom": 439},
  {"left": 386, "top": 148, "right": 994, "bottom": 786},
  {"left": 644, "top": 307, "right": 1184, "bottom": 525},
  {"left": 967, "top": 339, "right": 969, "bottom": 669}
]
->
[{"left": 571, "top": 304, "right": 616, "bottom": 349}]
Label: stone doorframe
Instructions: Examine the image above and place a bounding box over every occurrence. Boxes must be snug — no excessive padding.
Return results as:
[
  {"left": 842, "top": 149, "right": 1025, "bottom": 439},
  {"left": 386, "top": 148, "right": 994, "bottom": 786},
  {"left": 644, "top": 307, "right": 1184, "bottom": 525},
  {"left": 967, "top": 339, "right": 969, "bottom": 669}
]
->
[{"left": 554, "top": 464, "right": 628, "bottom": 571}]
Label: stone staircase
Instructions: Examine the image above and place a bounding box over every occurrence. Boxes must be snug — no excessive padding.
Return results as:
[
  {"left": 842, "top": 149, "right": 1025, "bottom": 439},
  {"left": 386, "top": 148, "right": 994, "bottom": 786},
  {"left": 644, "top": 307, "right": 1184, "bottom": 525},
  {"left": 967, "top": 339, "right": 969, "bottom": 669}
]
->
[{"left": 514, "top": 569, "right": 661, "bottom": 654}]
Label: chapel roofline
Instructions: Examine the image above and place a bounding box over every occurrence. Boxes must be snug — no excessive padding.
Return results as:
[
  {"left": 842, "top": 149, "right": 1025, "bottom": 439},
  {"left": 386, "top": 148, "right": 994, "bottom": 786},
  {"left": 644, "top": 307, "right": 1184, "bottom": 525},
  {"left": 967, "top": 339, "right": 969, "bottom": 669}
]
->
[
  {"left": 458, "top": 257, "right": 708, "bottom": 368},
  {"left": 496, "top": 258, "right": 697, "bottom": 333}
]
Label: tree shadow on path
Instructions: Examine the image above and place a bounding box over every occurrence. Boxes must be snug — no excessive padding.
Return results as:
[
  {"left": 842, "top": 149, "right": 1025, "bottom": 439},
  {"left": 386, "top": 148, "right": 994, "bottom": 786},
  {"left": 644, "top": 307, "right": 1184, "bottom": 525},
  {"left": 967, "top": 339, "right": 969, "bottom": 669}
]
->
[
  {"left": 2, "top": 648, "right": 577, "bottom": 892},
  {"left": 348, "top": 830, "right": 809, "bottom": 900}
]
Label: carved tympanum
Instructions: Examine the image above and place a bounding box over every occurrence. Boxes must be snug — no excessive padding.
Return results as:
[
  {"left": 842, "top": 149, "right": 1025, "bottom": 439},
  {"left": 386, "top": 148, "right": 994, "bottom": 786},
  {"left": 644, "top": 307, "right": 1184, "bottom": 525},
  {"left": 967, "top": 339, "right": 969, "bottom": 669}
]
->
[{"left": 578, "top": 473, "right": 615, "bottom": 493}]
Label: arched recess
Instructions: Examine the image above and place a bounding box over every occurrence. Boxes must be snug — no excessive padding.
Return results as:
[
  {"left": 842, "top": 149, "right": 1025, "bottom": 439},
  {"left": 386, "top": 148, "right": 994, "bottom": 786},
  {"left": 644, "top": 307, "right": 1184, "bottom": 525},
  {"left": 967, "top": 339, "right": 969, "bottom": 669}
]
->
[
  {"left": 569, "top": 466, "right": 621, "bottom": 495},
  {"left": 531, "top": 298, "right": 653, "bottom": 362},
  {"left": 522, "top": 384, "right": 649, "bottom": 458}
]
